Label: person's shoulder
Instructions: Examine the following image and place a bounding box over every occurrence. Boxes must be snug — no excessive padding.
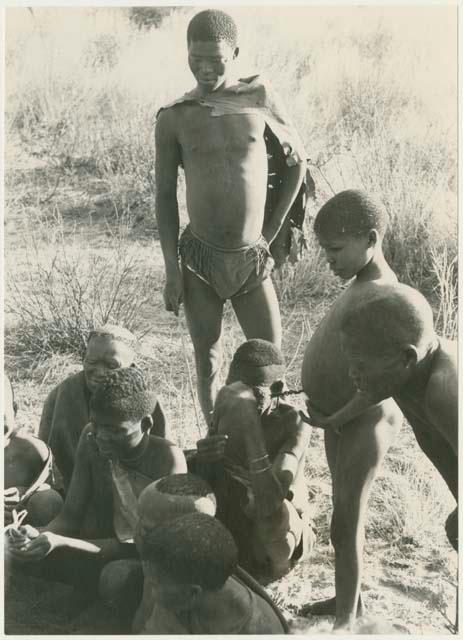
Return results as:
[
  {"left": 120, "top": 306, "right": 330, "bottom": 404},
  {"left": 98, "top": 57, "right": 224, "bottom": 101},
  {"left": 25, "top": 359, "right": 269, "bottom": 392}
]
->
[
  {"left": 10, "top": 432, "right": 50, "bottom": 464},
  {"left": 426, "top": 341, "right": 458, "bottom": 407},
  {"left": 48, "top": 370, "right": 85, "bottom": 397},
  {"left": 147, "top": 435, "right": 187, "bottom": 472}
]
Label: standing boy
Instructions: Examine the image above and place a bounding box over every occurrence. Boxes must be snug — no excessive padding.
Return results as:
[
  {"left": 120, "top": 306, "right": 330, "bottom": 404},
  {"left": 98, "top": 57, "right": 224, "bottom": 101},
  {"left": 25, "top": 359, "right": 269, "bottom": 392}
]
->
[
  {"left": 300, "top": 190, "right": 403, "bottom": 630},
  {"left": 155, "top": 9, "right": 307, "bottom": 422}
]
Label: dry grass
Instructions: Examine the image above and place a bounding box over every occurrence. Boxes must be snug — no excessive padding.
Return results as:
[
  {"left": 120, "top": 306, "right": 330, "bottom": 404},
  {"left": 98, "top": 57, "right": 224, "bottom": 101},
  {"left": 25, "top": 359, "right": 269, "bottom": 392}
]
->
[{"left": 4, "top": 5, "right": 457, "bottom": 635}]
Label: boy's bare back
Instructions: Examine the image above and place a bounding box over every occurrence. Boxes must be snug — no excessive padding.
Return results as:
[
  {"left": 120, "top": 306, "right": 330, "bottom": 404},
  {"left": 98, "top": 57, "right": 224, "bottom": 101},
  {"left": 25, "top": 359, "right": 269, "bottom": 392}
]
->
[
  {"left": 302, "top": 276, "right": 397, "bottom": 415},
  {"left": 157, "top": 104, "right": 268, "bottom": 248}
]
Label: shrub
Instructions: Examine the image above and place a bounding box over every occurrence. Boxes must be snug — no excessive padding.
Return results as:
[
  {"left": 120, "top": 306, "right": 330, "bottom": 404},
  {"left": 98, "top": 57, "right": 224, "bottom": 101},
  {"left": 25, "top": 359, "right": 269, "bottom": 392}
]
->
[{"left": 5, "top": 210, "right": 155, "bottom": 358}]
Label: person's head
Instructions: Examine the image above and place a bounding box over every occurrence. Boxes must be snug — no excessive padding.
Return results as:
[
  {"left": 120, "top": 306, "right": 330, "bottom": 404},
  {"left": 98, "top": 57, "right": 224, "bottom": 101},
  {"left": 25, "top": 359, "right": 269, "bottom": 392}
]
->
[
  {"left": 89, "top": 367, "right": 155, "bottom": 459},
  {"left": 136, "top": 473, "right": 216, "bottom": 545},
  {"left": 314, "top": 190, "right": 389, "bottom": 280},
  {"left": 227, "top": 339, "right": 285, "bottom": 410},
  {"left": 4, "top": 375, "right": 18, "bottom": 444},
  {"left": 83, "top": 324, "right": 137, "bottom": 394},
  {"left": 187, "top": 10, "right": 239, "bottom": 93},
  {"left": 340, "top": 283, "right": 437, "bottom": 399},
  {"left": 140, "top": 512, "right": 238, "bottom": 612}
]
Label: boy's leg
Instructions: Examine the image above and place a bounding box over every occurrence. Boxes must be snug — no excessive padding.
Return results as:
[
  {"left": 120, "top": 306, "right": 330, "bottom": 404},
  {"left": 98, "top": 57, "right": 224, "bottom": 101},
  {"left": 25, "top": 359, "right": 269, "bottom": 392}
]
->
[
  {"left": 330, "top": 402, "right": 401, "bottom": 629},
  {"left": 25, "top": 487, "right": 63, "bottom": 527},
  {"left": 182, "top": 266, "right": 225, "bottom": 423},
  {"left": 231, "top": 278, "right": 282, "bottom": 348}
]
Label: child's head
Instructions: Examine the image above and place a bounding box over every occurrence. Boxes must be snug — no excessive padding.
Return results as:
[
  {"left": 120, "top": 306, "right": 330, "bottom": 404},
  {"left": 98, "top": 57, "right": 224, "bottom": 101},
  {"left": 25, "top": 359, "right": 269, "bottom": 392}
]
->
[
  {"left": 140, "top": 512, "right": 238, "bottom": 612},
  {"left": 187, "top": 10, "right": 239, "bottom": 93},
  {"left": 84, "top": 324, "right": 136, "bottom": 393},
  {"left": 340, "top": 283, "right": 437, "bottom": 399},
  {"left": 89, "top": 367, "right": 155, "bottom": 459},
  {"left": 136, "top": 473, "right": 216, "bottom": 545},
  {"left": 4, "top": 375, "right": 18, "bottom": 443},
  {"left": 227, "top": 339, "right": 285, "bottom": 409},
  {"left": 314, "top": 190, "right": 389, "bottom": 280}
]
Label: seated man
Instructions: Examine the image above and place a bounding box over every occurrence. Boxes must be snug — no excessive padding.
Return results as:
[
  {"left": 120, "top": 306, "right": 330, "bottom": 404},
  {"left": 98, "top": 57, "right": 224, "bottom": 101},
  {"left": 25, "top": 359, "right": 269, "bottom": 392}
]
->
[
  {"left": 4, "top": 375, "right": 62, "bottom": 526},
  {"left": 337, "top": 283, "right": 457, "bottom": 551},
  {"left": 6, "top": 368, "right": 186, "bottom": 630},
  {"left": 39, "top": 324, "right": 166, "bottom": 491},
  {"left": 195, "top": 339, "right": 313, "bottom": 581},
  {"left": 139, "top": 512, "right": 287, "bottom": 634}
]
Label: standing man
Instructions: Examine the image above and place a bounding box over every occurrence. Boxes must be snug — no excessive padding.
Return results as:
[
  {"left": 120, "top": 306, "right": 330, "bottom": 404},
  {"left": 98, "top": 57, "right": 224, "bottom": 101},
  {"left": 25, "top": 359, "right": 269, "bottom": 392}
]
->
[{"left": 155, "top": 9, "right": 307, "bottom": 423}]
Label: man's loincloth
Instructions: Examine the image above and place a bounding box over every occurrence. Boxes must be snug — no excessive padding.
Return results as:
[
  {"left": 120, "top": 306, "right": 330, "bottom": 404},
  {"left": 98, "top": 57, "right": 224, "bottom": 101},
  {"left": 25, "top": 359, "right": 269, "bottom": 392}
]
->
[{"left": 179, "top": 225, "right": 274, "bottom": 300}]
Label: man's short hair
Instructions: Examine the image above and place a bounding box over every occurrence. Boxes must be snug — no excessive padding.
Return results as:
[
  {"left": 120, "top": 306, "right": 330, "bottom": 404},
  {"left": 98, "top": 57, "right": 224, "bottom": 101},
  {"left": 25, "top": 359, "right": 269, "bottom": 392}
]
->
[
  {"left": 187, "top": 10, "right": 238, "bottom": 48},
  {"left": 140, "top": 513, "right": 238, "bottom": 590},
  {"left": 227, "top": 339, "right": 285, "bottom": 386},
  {"left": 341, "top": 283, "right": 436, "bottom": 354},
  {"left": 90, "top": 367, "right": 155, "bottom": 421},
  {"left": 87, "top": 324, "right": 137, "bottom": 349},
  {"left": 155, "top": 473, "right": 217, "bottom": 508},
  {"left": 314, "top": 190, "right": 389, "bottom": 238}
]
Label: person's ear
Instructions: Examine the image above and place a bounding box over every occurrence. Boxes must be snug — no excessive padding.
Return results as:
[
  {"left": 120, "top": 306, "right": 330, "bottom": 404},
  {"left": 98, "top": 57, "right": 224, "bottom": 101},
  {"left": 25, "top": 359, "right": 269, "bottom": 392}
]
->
[
  {"left": 403, "top": 345, "right": 418, "bottom": 369},
  {"left": 233, "top": 46, "right": 239, "bottom": 59},
  {"left": 367, "top": 229, "right": 379, "bottom": 248},
  {"left": 141, "top": 415, "right": 154, "bottom": 434}
]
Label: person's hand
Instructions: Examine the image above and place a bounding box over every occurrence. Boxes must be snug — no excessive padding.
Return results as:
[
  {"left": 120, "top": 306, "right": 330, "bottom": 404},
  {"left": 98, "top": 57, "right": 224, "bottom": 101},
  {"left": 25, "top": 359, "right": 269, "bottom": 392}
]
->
[
  {"left": 163, "top": 271, "right": 183, "bottom": 316},
  {"left": 4, "top": 488, "right": 21, "bottom": 526},
  {"left": 196, "top": 435, "right": 228, "bottom": 463},
  {"left": 299, "top": 400, "right": 339, "bottom": 434},
  {"left": 6, "top": 528, "right": 61, "bottom": 562}
]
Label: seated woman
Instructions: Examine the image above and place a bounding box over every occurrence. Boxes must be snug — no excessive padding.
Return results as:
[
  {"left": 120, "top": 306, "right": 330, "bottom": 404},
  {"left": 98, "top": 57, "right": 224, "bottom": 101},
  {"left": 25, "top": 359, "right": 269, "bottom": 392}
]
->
[
  {"left": 39, "top": 324, "right": 166, "bottom": 491},
  {"left": 4, "top": 375, "right": 62, "bottom": 527},
  {"left": 195, "top": 339, "right": 314, "bottom": 582}
]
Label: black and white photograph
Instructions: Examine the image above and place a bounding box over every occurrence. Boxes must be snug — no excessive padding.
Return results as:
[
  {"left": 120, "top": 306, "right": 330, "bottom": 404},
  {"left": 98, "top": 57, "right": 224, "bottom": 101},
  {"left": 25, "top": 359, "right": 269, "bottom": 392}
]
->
[{"left": 2, "top": 3, "right": 458, "bottom": 635}]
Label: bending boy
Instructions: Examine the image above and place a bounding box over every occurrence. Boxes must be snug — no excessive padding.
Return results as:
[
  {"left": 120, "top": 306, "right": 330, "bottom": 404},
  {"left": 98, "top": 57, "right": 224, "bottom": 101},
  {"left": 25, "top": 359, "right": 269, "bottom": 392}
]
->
[
  {"left": 300, "top": 190, "right": 403, "bottom": 629},
  {"left": 196, "top": 339, "right": 313, "bottom": 581},
  {"left": 156, "top": 9, "right": 307, "bottom": 422},
  {"left": 339, "top": 283, "right": 457, "bottom": 551}
]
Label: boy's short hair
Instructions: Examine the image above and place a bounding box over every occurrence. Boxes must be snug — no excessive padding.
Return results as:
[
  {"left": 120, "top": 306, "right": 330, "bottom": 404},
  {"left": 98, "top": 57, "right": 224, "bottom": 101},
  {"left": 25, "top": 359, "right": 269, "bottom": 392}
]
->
[
  {"left": 187, "top": 10, "right": 238, "bottom": 48},
  {"left": 314, "top": 189, "right": 389, "bottom": 238},
  {"left": 90, "top": 367, "right": 155, "bottom": 421},
  {"left": 227, "top": 339, "right": 285, "bottom": 385},
  {"left": 341, "top": 283, "right": 436, "bottom": 354},
  {"left": 155, "top": 473, "right": 217, "bottom": 508},
  {"left": 87, "top": 324, "right": 137, "bottom": 348},
  {"left": 141, "top": 512, "right": 238, "bottom": 590}
]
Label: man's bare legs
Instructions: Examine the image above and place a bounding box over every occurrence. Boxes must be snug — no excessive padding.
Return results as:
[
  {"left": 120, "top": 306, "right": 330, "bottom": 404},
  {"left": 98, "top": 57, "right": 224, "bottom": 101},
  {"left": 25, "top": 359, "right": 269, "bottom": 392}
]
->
[
  {"left": 303, "top": 400, "right": 402, "bottom": 629},
  {"left": 183, "top": 271, "right": 282, "bottom": 423},
  {"left": 182, "top": 267, "right": 225, "bottom": 424},
  {"left": 232, "top": 278, "right": 282, "bottom": 347}
]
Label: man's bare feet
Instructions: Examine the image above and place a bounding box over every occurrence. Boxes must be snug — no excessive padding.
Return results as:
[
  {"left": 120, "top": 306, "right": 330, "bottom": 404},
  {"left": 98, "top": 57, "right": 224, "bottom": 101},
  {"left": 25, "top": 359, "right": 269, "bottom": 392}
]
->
[{"left": 299, "top": 595, "right": 364, "bottom": 618}]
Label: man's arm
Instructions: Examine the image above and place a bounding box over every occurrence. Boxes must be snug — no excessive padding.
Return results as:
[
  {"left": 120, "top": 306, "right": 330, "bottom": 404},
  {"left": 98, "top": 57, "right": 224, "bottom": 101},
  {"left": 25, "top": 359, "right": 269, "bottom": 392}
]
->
[
  {"left": 262, "top": 159, "right": 306, "bottom": 245},
  {"left": 38, "top": 386, "right": 57, "bottom": 443},
  {"left": 155, "top": 108, "right": 183, "bottom": 316},
  {"left": 303, "top": 391, "right": 383, "bottom": 431},
  {"left": 271, "top": 405, "right": 311, "bottom": 497},
  {"left": 426, "top": 368, "right": 458, "bottom": 454}
]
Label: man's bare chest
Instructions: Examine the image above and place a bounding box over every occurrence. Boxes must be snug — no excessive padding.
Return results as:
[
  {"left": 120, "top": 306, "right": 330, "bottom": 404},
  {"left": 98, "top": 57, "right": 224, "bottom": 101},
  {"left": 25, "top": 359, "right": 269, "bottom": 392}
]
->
[{"left": 177, "top": 106, "right": 266, "bottom": 155}]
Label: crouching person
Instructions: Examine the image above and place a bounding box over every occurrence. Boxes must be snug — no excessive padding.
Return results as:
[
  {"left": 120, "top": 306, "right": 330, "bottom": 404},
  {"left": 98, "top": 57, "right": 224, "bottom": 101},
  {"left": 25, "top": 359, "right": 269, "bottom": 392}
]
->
[
  {"left": 196, "top": 339, "right": 314, "bottom": 582},
  {"left": 4, "top": 375, "right": 62, "bottom": 527},
  {"left": 5, "top": 367, "right": 186, "bottom": 631},
  {"left": 140, "top": 512, "right": 287, "bottom": 634}
]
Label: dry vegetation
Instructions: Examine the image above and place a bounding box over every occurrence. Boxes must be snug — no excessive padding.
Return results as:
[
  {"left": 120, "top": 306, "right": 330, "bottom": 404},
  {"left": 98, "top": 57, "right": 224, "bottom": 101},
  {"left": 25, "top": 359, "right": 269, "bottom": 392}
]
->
[{"left": 4, "top": 5, "right": 457, "bottom": 635}]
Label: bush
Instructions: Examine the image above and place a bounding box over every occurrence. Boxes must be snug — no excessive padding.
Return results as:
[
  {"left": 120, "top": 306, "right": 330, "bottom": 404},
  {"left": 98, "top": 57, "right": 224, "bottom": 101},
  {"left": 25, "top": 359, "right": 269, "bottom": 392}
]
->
[{"left": 6, "top": 210, "right": 155, "bottom": 358}]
